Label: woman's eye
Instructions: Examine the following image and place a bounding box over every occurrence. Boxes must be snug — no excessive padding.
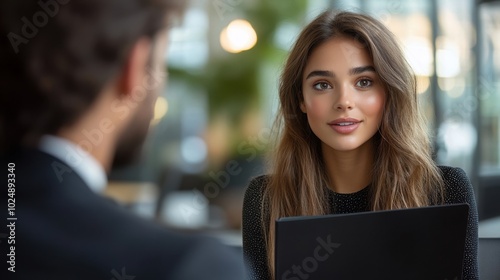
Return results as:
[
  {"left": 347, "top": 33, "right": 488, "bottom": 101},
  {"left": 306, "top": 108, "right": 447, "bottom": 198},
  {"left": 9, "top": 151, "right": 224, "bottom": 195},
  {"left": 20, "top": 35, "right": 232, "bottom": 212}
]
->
[
  {"left": 313, "top": 82, "right": 332, "bottom": 90},
  {"left": 356, "top": 79, "right": 372, "bottom": 88}
]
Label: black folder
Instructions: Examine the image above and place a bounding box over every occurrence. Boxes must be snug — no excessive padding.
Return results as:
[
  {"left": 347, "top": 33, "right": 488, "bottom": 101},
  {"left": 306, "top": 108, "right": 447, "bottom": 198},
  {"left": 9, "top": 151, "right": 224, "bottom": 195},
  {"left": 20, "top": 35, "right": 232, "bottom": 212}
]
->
[{"left": 275, "top": 204, "right": 469, "bottom": 280}]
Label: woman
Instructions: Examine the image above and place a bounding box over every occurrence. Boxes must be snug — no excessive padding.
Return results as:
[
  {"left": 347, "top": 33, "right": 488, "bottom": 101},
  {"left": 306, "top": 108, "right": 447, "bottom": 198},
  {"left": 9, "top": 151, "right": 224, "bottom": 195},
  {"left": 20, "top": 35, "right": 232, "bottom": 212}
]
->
[{"left": 242, "top": 10, "right": 478, "bottom": 280}]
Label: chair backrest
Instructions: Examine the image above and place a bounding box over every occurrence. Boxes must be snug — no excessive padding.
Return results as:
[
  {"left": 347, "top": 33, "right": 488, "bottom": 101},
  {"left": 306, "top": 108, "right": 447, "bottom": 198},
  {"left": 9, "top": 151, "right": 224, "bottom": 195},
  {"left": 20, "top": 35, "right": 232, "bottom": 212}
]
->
[
  {"left": 479, "top": 237, "right": 500, "bottom": 279},
  {"left": 478, "top": 174, "right": 500, "bottom": 220}
]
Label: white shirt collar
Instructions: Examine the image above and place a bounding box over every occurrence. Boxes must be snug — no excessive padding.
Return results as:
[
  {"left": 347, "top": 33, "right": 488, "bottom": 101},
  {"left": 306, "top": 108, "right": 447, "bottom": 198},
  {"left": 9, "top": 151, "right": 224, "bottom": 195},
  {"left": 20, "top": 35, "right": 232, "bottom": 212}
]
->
[{"left": 38, "top": 135, "right": 107, "bottom": 193}]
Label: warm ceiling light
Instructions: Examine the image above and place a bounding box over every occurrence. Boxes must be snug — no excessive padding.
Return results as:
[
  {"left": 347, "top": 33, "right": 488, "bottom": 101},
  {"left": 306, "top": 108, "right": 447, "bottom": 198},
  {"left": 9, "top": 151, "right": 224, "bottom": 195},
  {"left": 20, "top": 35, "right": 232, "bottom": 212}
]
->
[
  {"left": 220, "top": 19, "right": 257, "bottom": 53},
  {"left": 151, "top": 96, "right": 168, "bottom": 125}
]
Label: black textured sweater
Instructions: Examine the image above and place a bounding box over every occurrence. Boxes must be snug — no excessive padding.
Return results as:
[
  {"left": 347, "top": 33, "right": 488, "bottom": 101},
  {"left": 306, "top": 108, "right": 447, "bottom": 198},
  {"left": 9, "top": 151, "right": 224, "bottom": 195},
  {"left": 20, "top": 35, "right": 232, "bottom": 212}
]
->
[{"left": 242, "top": 166, "right": 478, "bottom": 279}]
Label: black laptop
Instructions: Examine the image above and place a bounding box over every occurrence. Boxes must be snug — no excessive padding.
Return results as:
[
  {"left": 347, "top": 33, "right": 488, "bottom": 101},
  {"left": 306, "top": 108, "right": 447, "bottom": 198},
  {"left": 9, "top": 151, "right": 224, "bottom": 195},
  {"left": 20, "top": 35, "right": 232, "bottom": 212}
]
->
[{"left": 275, "top": 204, "right": 469, "bottom": 280}]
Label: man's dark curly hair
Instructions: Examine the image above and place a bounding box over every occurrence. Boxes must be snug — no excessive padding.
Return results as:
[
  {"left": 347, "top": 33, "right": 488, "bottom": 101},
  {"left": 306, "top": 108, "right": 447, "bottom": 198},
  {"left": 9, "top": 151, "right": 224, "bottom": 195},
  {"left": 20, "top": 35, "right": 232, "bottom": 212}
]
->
[{"left": 0, "top": 0, "right": 183, "bottom": 155}]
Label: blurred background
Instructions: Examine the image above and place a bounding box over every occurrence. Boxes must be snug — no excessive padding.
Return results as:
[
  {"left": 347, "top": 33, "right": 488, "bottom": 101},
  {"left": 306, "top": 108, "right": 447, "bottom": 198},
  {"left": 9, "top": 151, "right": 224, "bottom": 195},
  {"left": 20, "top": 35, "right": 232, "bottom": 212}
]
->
[{"left": 105, "top": 0, "right": 500, "bottom": 243}]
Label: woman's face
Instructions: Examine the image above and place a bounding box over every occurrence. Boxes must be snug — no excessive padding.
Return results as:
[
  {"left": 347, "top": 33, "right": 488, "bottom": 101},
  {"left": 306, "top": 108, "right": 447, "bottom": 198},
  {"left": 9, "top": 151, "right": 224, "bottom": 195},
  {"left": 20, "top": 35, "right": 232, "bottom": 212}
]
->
[{"left": 301, "top": 36, "right": 386, "bottom": 153}]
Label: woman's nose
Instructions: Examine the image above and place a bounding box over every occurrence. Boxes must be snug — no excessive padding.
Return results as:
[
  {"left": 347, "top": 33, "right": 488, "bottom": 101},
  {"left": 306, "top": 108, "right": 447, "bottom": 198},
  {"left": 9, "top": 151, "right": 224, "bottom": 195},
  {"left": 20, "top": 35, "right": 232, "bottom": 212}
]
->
[{"left": 335, "top": 85, "right": 354, "bottom": 111}]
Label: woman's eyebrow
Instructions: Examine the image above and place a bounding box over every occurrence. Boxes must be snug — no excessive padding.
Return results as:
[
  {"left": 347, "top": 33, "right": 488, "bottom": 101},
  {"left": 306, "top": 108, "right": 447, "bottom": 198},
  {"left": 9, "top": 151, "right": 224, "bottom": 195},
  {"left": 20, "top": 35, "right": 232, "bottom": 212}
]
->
[
  {"left": 349, "top": 65, "right": 376, "bottom": 75},
  {"left": 305, "top": 66, "right": 376, "bottom": 80},
  {"left": 305, "top": 70, "right": 334, "bottom": 80}
]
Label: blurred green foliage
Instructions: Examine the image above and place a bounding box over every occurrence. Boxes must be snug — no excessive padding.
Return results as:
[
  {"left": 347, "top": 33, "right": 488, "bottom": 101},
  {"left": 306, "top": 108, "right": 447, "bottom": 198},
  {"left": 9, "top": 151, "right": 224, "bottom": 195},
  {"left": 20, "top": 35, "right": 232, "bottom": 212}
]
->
[{"left": 169, "top": 0, "right": 308, "bottom": 125}]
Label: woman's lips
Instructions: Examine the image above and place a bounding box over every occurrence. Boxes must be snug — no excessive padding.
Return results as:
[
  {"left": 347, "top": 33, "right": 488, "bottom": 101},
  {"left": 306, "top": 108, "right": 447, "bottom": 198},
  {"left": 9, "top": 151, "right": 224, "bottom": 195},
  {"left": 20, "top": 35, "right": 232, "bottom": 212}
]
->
[{"left": 328, "top": 118, "right": 361, "bottom": 134}]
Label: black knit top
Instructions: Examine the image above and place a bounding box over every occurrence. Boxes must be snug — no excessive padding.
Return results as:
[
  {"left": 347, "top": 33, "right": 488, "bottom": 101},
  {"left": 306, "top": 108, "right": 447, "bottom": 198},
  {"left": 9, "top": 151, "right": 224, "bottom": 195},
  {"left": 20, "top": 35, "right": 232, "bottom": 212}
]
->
[{"left": 242, "top": 166, "right": 478, "bottom": 279}]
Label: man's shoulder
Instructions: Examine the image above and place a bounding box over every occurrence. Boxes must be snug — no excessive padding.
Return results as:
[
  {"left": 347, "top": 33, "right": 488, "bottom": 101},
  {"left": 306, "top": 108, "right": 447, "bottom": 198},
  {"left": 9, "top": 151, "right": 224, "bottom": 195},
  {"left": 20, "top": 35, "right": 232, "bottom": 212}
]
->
[
  {"left": 3, "top": 149, "right": 248, "bottom": 279},
  {"left": 4, "top": 148, "right": 85, "bottom": 192},
  {"left": 101, "top": 212, "right": 249, "bottom": 279},
  {"left": 8, "top": 171, "right": 246, "bottom": 277}
]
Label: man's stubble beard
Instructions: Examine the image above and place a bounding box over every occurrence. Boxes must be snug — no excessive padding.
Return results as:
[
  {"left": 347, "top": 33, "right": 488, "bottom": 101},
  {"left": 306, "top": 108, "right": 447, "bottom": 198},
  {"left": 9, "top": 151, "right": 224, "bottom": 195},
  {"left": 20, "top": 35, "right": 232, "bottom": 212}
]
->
[{"left": 111, "top": 89, "right": 156, "bottom": 169}]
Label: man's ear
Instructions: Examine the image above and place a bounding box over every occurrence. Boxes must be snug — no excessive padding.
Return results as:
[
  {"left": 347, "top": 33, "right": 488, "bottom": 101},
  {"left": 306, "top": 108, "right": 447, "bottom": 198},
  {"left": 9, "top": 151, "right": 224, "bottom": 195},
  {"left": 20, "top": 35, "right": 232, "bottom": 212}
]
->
[{"left": 117, "top": 38, "right": 152, "bottom": 97}]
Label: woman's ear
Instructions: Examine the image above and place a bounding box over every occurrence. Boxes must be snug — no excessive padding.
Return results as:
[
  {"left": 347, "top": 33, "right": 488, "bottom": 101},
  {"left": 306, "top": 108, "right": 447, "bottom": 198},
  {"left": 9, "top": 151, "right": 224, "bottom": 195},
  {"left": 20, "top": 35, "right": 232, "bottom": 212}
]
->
[{"left": 299, "top": 90, "right": 307, "bottom": 113}]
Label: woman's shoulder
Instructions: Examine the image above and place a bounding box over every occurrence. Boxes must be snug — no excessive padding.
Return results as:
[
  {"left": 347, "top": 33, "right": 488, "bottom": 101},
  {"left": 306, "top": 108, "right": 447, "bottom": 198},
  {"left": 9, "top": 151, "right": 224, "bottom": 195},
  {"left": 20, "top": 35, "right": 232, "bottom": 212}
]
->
[
  {"left": 437, "top": 165, "right": 475, "bottom": 204},
  {"left": 437, "top": 165, "right": 468, "bottom": 180},
  {"left": 437, "top": 165, "right": 471, "bottom": 187},
  {"left": 243, "top": 175, "right": 271, "bottom": 215},
  {"left": 244, "top": 174, "right": 270, "bottom": 202}
]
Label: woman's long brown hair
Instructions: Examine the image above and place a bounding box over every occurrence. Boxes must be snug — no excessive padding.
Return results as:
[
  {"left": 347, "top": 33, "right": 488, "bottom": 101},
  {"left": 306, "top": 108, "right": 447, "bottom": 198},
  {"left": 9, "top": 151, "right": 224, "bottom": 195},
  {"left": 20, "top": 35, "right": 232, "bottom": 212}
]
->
[{"left": 263, "top": 10, "right": 445, "bottom": 278}]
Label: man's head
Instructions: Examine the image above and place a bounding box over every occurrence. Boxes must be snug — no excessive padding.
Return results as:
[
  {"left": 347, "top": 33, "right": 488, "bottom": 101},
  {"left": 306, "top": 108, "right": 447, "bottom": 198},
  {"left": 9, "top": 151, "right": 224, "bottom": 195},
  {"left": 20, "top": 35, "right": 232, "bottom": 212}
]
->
[
  {"left": 111, "top": 31, "right": 170, "bottom": 168},
  {"left": 0, "top": 0, "right": 183, "bottom": 168}
]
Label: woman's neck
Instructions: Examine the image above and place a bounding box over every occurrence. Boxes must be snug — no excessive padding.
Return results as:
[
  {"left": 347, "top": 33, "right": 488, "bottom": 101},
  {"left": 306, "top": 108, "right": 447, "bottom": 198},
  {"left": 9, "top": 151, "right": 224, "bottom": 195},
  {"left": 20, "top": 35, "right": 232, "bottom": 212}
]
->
[{"left": 322, "top": 139, "right": 375, "bottom": 194}]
